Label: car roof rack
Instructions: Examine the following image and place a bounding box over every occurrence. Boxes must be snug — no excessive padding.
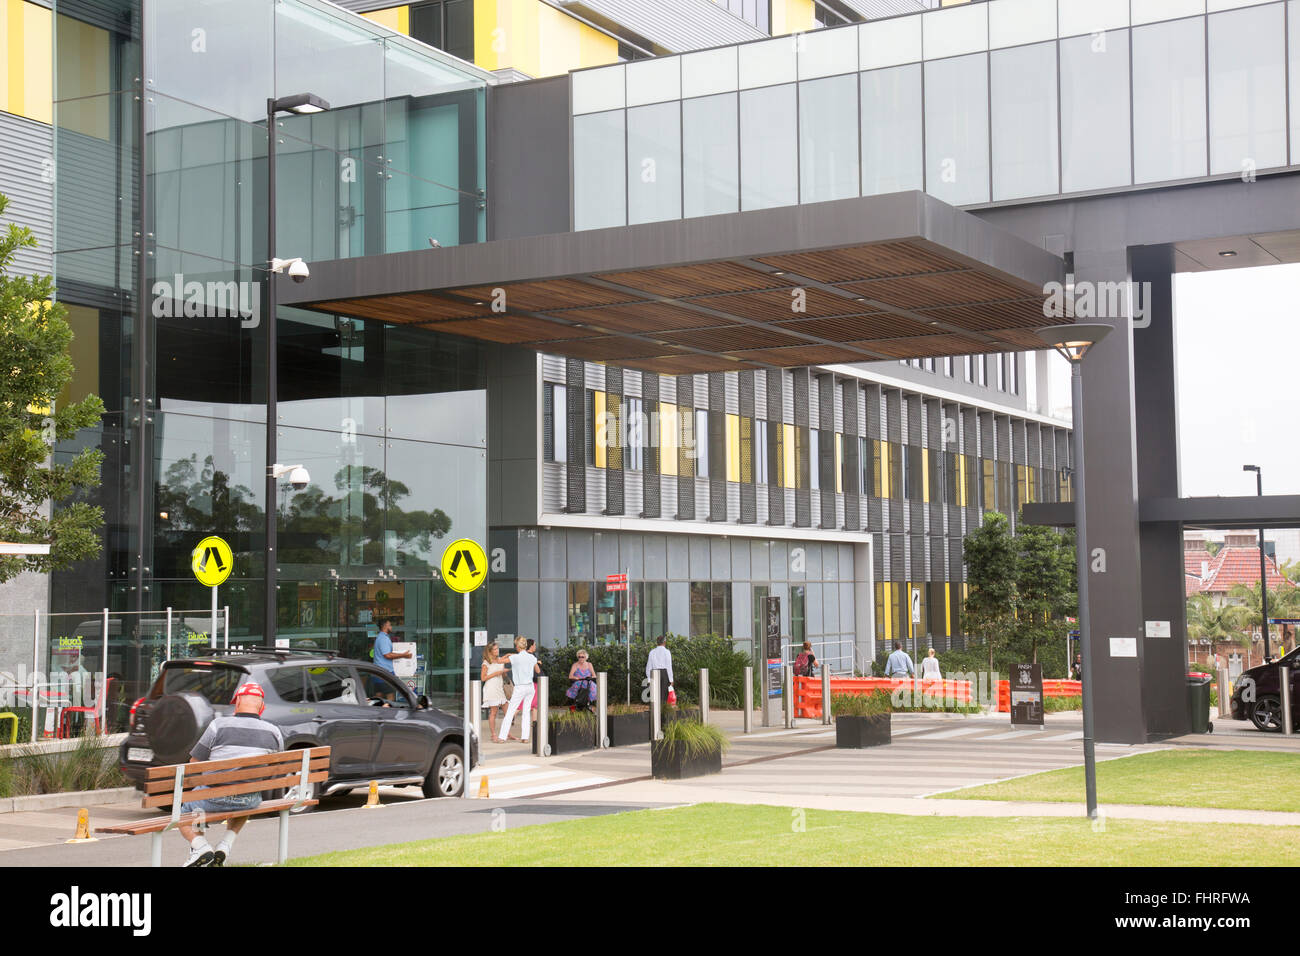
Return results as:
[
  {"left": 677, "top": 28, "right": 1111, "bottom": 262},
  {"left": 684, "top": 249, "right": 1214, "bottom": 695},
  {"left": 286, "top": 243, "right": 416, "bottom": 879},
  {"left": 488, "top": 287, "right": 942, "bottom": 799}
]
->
[{"left": 179, "top": 645, "right": 341, "bottom": 661}]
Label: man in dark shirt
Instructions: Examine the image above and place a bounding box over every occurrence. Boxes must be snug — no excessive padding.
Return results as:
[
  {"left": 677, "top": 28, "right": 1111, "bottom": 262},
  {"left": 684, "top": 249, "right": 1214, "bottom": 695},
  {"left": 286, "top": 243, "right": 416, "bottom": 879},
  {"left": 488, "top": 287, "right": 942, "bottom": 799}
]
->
[{"left": 178, "top": 682, "right": 284, "bottom": 867}]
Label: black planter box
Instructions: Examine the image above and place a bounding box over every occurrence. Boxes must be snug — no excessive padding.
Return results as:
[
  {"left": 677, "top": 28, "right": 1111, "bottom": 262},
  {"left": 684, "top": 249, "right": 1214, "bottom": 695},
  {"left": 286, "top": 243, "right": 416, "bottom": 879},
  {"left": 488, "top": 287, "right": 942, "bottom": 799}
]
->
[
  {"left": 651, "top": 739, "right": 722, "bottom": 779},
  {"left": 532, "top": 719, "right": 596, "bottom": 755},
  {"left": 606, "top": 711, "right": 652, "bottom": 746},
  {"left": 661, "top": 706, "right": 701, "bottom": 729},
  {"left": 835, "top": 713, "right": 891, "bottom": 748}
]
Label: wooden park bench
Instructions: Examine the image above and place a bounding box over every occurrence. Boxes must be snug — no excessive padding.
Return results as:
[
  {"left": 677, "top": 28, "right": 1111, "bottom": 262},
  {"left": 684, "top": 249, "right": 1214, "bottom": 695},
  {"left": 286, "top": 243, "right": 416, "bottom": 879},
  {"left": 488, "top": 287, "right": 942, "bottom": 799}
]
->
[{"left": 97, "top": 747, "right": 330, "bottom": 866}]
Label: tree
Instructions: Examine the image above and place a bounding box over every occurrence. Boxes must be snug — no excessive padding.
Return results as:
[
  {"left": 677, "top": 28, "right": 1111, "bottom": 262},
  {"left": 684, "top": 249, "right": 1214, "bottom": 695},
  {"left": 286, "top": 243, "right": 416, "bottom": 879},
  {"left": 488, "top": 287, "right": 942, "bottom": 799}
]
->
[
  {"left": 1186, "top": 593, "right": 1250, "bottom": 652},
  {"left": 963, "top": 511, "right": 1019, "bottom": 673},
  {"left": 0, "top": 194, "right": 104, "bottom": 582},
  {"left": 1014, "top": 522, "right": 1076, "bottom": 664}
]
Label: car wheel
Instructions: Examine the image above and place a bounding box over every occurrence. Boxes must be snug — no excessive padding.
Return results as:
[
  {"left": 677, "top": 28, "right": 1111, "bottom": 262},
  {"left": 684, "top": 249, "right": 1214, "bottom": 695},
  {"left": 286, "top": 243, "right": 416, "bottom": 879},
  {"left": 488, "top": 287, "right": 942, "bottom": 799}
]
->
[
  {"left": 423, "top": 742, "right": 464, "bottom": 798},
  {"left": 1249, "top": 695, "right": 1284, "bottom": 733}
]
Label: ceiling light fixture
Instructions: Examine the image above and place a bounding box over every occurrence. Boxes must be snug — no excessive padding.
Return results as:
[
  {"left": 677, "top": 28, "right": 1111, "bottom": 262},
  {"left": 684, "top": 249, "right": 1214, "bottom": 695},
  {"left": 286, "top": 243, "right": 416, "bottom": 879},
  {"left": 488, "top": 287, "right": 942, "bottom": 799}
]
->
[{"left": 1219, "top": 250, "right": 1237, "bottom": 258}]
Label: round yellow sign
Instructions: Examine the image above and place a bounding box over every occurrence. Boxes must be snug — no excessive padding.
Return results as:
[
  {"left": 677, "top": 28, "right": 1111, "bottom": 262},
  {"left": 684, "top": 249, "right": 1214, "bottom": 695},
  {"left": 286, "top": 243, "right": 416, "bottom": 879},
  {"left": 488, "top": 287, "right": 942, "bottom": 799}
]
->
[
  {"left": 440, "top": 538, "right": 487, "bottom": 594},
  {"left": 191, "top": 535, "right": 234, "bottom": 587}
]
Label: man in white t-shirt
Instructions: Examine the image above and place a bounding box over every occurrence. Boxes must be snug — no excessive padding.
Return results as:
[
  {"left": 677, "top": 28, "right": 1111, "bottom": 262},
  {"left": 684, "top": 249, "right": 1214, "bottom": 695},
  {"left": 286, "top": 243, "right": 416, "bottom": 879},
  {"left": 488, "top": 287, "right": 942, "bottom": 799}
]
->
[{"left": 498, "top": 637, "right": 539, "bottom": 743}]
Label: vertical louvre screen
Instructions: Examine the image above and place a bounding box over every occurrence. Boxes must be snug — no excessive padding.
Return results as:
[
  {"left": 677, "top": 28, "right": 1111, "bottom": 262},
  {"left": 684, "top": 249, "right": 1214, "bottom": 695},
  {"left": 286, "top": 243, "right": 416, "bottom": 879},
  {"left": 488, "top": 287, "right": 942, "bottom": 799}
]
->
[
  {"left": 642, "top": 372, "right": 660, "bottom": 518},
  {"left": 708, "top": 372, "right": 727, "bottom": 522},
  {"left": 818, "top": 372, "right": 835, "bottom": 530},
  {"left": 675, "top": 375, "right": 695, "bottom": 520},
  {"left": 565, "top": 359, "right": 586, "bottom": 512},
  {"left": 738, "top": 369, "right": 756, "bottom": 524},
  {"left": 605, "top": 366, "right": 624, "bottom": 515},
  {"left": 793, "top": 368, "right": 811, "bottom": 528},
  {"left": 766, "top": 368, "right": 784, "bottom": 526}
]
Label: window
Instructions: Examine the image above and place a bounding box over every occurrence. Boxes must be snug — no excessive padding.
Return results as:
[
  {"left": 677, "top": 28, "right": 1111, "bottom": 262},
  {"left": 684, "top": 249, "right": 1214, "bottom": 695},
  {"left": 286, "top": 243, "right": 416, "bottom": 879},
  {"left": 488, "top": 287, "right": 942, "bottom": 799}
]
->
[
  {"left": 684, "top": 93, "right": 739, "bottom": 218},
  {"left": 690, "top": 582, "right": 732, "bottom": 638},
  {"left": 1008, "top": 356, "right": 1018, "bottom": 396},
  {"left": 307, "top": 666, "right": 361, "bottom": 705},
  {"left": 944, "top": 452, "right": 959, "bottom": 506},
  {"left": 861, "top": 64, "right": 923, "bottom": 196},
  {"left": 791, "top": 585, "right": 806, "bottom": 645},
  {"left": 1132, "top": 17, "right": 1207, "bottom": 184},
  {"left": 409, "top": 0, "right": 474, "bottom": 62},
  {"left": 809, "top": 430, "right": 819, "bottom": 490},
  {"left": 584, "top": 389, "right": 596, "bottom": 466},
  {"left": 977, "top": 355, "right": 987, "bottom": 387},
  {"left": 269, "top": 667, "right": 307, "bottom": 703},
  {"left": 1060, "top": 31, "right": 1132, "bottom": 193},
  {"left": 924, "top": 357, "right": 935, "bottom": 373},
  {"left": 996, "top": 354, "right": 1005, "bottom": 391},
  {"left": 544, "top": 383, "right": 567, "bottom": 462},
  {"left": 567, "top": 582, "right": 592, "bottom": 644},
  {"left": 625, "top": 397, "right": 644, "bottom": 471},
  {"left": 928, "top": 448, "right": 942, "bottom": 505},
  {"left": 628, "top": 103, "right": 683, "bottom": 224},
  {"left": 717, "top": 0, "right": 769, "bottom": 32},
  {"left": 991, "top": 41, "right": 1060, "bottom": 200},
  {"left": 755, "top": 419, "right": 769, "bottom": 484},
  {"left": 944, "top": 356, "right": 954, "bottom": 377},
  {"left": 982, "top": 458, "right": 996, "bottom": 511},
  {"left": 800, "top": 74, "right": 859, "bottom": 204},
  {"left": 1209, "top": 4, "right": 1286, "bottom": 175},
  {"left": 741, "top": 84, "right": 798, "bottom": 210},
  {"left": 360, "top": 670, "right": 413, "bottom": 708},
  {"left": 904, "top": 445, "right": 924, "bottom": 501},
  {"left": 964, "top": 356, "right": 974, "bottom": 383},
  {"left": 889, "top": 442, "right": 903, "bottom": 500},
  {"left": 695, "top": 408, "right": 709, "bottom": 478},
  {"left": 859, "top": 437, "right": 874, "bottom": 497},
  {"left": 924, "top": 53, "right": 990, "bottom": 206},
  {"left": 996, "top": 461, "right": 1012, "bottom": 515},
  {"left": 631, "top": 581, "right": 667, "bottom": 641}
]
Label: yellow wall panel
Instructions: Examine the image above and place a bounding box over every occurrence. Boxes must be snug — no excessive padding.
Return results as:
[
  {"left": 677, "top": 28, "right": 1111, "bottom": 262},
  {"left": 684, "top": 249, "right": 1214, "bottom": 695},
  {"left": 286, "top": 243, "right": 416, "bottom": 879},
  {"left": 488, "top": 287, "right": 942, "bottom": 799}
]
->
[
  {"left": 54, "top": 16, "right": 109, "bottom": 138},
  {"left": 659, "top": 401, "right": 677, "bottom": 476},
  {"left": 782, "top": 423, "right": 795, "bottom": 489},
  {"left": 771, "top": 0, "right": 815, "bottom": 36},
  {"left": 593, "top": 390, "right": 606, "bottom": 468},
  {"left": 725, "top": 414, "right": 739, "bottom": 482},
  {"left": 361, "top": 6, "right": 410, "bottom": 34},
  {"left": 834, "top": 433, "right": 842, "bottom": 494},
  {"left": 3, "top": 0, "right": 52, "bottom": 124},
  {"left": 475, "top": 0, "right": 616, "bottom": 78}
]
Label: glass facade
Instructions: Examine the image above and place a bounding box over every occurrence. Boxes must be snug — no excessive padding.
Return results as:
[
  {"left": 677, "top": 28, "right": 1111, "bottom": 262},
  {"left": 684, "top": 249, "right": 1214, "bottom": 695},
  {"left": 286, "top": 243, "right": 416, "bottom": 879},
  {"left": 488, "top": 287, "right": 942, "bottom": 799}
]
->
[
  {"left": 571, "top": 1, "right": 1300, "bottom": 229},
  {"left": 49, "top": 0, "right": 492, "bottom": 704}
]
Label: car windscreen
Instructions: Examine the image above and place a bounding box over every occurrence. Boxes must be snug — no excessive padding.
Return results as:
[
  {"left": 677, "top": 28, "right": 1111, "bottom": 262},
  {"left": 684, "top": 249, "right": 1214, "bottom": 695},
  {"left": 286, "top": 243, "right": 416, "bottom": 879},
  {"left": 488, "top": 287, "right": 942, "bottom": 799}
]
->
[{"left": 159, "top": 664, "right": 247, "bottom": 704}]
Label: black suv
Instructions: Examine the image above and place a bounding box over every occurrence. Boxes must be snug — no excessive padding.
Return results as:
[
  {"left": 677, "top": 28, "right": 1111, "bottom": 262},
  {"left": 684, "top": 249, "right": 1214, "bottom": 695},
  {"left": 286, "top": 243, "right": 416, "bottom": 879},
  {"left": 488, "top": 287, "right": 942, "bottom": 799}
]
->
[
  {"left": 1230, "top": 646, "right": 1300, "bottom": 732},
  {"left": 119, "top": 647, "right": 477, "bottom": 800}
]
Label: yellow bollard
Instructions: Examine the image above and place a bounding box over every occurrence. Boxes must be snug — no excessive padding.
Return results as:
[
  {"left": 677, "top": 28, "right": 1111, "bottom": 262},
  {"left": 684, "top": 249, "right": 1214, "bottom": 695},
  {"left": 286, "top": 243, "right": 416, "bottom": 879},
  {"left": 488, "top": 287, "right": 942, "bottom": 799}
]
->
[
  {"left": 66, "top": 807, "right": 97, "bottom": 843},
  {"left": 478, "top": 775, "right": 489, "bottom": 799},
  {"left": 362, "top": 780, "right": 381, "bottom": 809}
]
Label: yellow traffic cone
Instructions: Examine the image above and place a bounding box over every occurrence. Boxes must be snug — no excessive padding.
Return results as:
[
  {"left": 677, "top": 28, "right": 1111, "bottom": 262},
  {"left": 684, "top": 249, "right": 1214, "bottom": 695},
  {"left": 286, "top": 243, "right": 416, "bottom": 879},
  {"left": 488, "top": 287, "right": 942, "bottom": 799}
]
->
[
  {"left": 362, "top": 780, "right": 381, "bottom": 809},
  {"left": 66, "top": 807, "right": 97, "bottom": 843},
  {"left": 478, "top": 775, "right": 489, "bottom": 799}
]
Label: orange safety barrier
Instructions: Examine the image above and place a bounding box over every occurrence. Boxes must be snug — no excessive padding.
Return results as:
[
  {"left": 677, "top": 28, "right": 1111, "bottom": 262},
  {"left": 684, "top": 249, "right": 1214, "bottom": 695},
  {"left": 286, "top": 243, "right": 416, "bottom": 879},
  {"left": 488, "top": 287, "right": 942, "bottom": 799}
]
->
[
  {"left": 793, "top": 676, "right": 973, "bottom": 719},
  {"left": 996, "top": 679, "right": 1082, "bottom": 712}
]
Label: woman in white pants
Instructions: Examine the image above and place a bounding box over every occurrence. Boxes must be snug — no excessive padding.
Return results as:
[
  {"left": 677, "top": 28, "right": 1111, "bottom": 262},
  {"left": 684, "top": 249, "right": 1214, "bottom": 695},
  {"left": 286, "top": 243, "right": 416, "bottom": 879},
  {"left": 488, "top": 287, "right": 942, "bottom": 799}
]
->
[{"left": 498, "top": 636, "right": 539, "bottom": 742}]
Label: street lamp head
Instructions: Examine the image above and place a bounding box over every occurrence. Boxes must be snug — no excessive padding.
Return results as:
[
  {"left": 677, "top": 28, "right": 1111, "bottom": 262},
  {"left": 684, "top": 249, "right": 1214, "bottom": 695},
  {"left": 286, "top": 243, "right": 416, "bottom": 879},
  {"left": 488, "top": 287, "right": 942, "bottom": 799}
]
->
[
  {"left": 1036, "top": 323, "right": 1113, "bottom": 363},
  {"left": 270, "top": 92, "right": 330, "bottom": 115},
  {"left": 1243, "top": 464, "right": 1260, "bottom": 473}
]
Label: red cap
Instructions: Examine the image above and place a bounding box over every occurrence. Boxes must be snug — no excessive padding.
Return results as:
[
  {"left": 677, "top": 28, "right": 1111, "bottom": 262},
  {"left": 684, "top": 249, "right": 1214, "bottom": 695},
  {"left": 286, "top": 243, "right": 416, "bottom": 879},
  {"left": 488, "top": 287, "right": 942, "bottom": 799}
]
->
[{"left": 234, "top": 682, "right": 265, "bottom": 700}]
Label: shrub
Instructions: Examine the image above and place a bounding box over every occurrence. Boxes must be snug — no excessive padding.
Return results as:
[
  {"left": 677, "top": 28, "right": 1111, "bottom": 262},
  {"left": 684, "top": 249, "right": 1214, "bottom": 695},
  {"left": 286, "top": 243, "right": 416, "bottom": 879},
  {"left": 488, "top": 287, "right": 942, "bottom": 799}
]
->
[
  {"left": 605, "top": 703, "right": 647, "bottom": 716},
  {"left": 546, "top": 708, "right": 596, "bottom": 732},
  {"left": 0, "top": 733, "right": 125, "bottom": 798},
  {"left": 659, "top": 719, "right": 729, "bottom": 758},
  {"left": 831, "top": 691, "right": 892, "bottom": 717},
  {"left": 1044, "top": 695, "right": 1082, "bottom": 713}
]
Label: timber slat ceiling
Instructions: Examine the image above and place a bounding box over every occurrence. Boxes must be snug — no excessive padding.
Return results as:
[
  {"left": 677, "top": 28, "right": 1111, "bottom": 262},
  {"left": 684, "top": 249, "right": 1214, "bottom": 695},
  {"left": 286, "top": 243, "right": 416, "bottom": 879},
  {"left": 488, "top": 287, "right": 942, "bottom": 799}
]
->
[{"left": 308, "top": 237, "right": 1055, "bottom": 372}]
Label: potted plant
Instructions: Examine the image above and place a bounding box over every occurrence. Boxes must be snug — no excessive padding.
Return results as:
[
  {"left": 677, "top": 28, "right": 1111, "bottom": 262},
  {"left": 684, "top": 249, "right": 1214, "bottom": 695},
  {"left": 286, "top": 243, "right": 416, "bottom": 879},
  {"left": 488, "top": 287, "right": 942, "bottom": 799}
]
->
[
  {"left": 533, "top": 708, "right": 596, "bottom": 756},
  {"left": 651, "top": 719, "right": 729, "bottom": 779},
  {"left": 605, "top": 703, "right": 652, "bottom": 747},
  {"left": 831, "top": 691, "right": 892, "bottom": 748}
]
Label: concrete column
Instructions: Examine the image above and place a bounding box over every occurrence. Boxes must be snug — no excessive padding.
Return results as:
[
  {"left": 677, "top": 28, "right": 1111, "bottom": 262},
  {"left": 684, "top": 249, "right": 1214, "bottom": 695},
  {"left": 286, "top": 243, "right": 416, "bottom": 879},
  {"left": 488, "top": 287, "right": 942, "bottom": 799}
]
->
[
  {"left": 1074, "top": 248, "right": 1147, "bottom": 744},
  {"left": 1132, "top": 245, "right": 1191, "bottom": 737}
]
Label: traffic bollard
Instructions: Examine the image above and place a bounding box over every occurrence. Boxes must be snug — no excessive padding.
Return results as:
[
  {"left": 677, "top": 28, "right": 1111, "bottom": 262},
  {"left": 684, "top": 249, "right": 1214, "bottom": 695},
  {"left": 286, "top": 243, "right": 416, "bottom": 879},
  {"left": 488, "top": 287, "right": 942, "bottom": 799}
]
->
[
  {"left": 699, "top": 668, "right": 710, "bottom": 725},
  {"left": 783, "top": 665, "right": 794, "bottom": 728},
  {"left": 1282, "top": 666, "right": 1293, "bottom": 736},
  {"left": 1217, "top": 668, "right": 1231, "bottom": 719},
  {"left": 597, "top": 671, "right": 609, "bottom": 747},
  {"left": 650, "top": 670, "right": 663, "bottom": 741},
  {"left": 821, "top": 662, "right": 831, "bottom": 725},
  {"left": 536, "top": 676, "right": 550, "bottom": 756},
  {"left": 743, "top": 666, "right": 753, "bottom": 734}
]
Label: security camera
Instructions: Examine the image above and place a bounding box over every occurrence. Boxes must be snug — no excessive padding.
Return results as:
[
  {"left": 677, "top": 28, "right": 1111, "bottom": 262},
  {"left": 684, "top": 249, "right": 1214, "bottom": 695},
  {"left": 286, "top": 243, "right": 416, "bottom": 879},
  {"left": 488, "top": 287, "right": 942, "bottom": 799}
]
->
[
  {"left": 288, "top": 259, "right": 310, "bottom": 283},
  {"left": 288, "top": 466, "right": 311, "bottom": 490}
]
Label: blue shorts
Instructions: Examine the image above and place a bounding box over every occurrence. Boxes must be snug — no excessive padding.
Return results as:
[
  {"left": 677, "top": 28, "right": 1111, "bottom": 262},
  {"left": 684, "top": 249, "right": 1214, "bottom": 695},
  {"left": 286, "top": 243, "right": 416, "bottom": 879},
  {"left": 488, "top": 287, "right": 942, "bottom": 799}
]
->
[{"left": 180, "top": 791, "right": 261, "bottom": 814}]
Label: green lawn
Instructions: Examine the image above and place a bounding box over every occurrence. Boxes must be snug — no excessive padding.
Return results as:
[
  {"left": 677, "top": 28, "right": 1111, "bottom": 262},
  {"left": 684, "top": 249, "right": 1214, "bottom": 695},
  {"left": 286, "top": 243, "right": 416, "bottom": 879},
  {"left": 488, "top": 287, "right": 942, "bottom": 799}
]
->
[
  {"left": 942, "top": 749, "right": 1300, "bottom": 812},
  {"left": 284, "top": 803, "right": 1300, "bottom": 867}
]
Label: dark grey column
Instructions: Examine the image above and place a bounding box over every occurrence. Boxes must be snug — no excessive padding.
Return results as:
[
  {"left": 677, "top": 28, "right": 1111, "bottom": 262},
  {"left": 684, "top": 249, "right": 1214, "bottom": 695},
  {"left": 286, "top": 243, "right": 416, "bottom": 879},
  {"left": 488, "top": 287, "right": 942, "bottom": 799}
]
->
[
  {"left": 487, "top": 345, "right": 540, "bottom": 528},
  {"left": 766, "top": 369, "right": 785, "bottom": 525},
  {"left": 866, "top": 384, "right": 883, "bottom": 533},
  {"left": 642, "top": 372, "right": 661, "bottom": 518},
  {"left": 1132, "top": 244, "right": 1190, "bottom": 737},
  {"left": 843, "top": 379, "right": 861, "bottom": 531},
  {"left": 709, "top": 372, "right": 727, "bottom": 521},
  {"left": 739, "top": 370, "right": 757, "bottom": 524},
  {"left": 1075, "top": 248, "right": 1147, "bottom": 745},
  {"left": 565, "top": 358, "right": 586, "bottom": 513},
  {"left": 675, "top": 374, "right": 695, "bottom": 520},
  {"left": 886, "top": 390, "right": 903, "bottom": 530},
  {"left": 605, "top": 366, "right": 624, "bottom": 516},
  {"left": 793, "top": 368, "right": 811, "bottom": 527},
  {"left": 818, "top": 373, "right": 836, "bottom": 530}
]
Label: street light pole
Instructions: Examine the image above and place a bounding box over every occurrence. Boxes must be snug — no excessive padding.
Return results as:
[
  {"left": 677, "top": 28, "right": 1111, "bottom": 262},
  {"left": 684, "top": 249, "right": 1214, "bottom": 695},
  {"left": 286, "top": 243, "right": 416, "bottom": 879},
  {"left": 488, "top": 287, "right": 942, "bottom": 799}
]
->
[
  {"left": 263, "top": 92, "right": 329, "bottom": 644},
  {"left": 1038, "top": 323, "right": 1111, "bottom": 821},
  {"left": 1243, "top": 465, "right": 1270, "bottom": 661}
]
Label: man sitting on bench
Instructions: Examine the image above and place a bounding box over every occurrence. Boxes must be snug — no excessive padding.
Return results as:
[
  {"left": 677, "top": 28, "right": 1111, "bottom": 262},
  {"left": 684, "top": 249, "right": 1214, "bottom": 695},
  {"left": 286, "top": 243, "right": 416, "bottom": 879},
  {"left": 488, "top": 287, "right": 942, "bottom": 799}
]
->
[{"left": 178, "top": 682, "right": 284, "bottom": 868}]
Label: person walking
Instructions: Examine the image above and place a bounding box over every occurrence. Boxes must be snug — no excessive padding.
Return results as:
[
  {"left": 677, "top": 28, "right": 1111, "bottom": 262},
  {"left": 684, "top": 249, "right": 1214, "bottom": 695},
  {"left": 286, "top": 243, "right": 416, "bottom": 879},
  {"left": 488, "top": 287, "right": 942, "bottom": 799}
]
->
[
  {"left": 372, "top": 618, "right": 412, "bottom": 675},
  {"left": 919, "top": 647, "right": 942, "bottom": 681},
  {"left": 480, "top": 642, "right": 509, "bottom": 742},
  {"left": 884, "top": 641, "right": 915, "bottom": 678},
  {"left": 645, "top": 635, "right": 674, "bottom": 701},
  {"left": 177, "top": 682, "right": 283, "bottom": 867},
  {"left": 526, "top": 638, "right": 540, "bottom": 722},
  {"left": 1071, "top": 652, "right": 1085, "bottom": 682},
  {"left": 794, "top": 641, "right": 818, "bottom": 677},
  {"left": 498, "top": 636, "right": 539, "bottom": 743}
]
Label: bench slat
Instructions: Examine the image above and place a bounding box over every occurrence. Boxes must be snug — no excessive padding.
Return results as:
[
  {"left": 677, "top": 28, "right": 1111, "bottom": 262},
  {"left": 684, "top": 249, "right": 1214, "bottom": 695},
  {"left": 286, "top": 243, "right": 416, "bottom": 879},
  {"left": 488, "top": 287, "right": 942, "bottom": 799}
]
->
[
  {"left": 96, "top": 798, "right": 319, "bottom": 835},
  {"left": 141, "top": 769, "right": 328, "bottom": 808},
  {"left": 143, "top": 747, "right": 328, "bottom": 780},
  {"left": 142, "top": 756, "right": 329, "bottom": 794}
]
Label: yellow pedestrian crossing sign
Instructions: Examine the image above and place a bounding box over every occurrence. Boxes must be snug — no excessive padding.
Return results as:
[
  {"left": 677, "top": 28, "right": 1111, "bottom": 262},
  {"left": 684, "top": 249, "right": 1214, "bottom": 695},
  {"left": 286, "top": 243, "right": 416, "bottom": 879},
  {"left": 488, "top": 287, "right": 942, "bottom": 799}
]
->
[
  {"left": 191, "top": 535, "right": 234, "bottom": 587},
  {"left": 440, "top": 538, "right": 487, "bottom": 593}
]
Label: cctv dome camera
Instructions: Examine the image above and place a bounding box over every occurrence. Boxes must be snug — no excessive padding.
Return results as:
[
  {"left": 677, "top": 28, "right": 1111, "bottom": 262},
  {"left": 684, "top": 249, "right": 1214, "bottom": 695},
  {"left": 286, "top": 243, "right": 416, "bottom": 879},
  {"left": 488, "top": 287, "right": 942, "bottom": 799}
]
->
[
  {"left": 288, "top": 259, "right": 310, "bottom": 284},
  {"left": 288, "top": 466, "right": 311, "bottom": 490}
]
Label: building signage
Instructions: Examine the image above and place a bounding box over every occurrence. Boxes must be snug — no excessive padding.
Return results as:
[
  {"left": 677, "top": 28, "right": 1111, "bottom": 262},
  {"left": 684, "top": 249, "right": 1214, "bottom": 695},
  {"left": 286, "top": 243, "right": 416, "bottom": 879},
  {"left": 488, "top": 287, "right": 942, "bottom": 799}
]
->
[
  {"left": 765, "top": 595, "right": 782, "bottom": 698},
  {"left": 1110, "top": 637, "right": 1138, "bottom": 658},
  {"left": 1010, "top": 662, "right": 1044, "bottom": 726},
  {"left": 606, "top": 572, "right": 628, "bottom": 592},
  {"left": 1144, "top": 620, "right": 1171, "bottom": 638}
]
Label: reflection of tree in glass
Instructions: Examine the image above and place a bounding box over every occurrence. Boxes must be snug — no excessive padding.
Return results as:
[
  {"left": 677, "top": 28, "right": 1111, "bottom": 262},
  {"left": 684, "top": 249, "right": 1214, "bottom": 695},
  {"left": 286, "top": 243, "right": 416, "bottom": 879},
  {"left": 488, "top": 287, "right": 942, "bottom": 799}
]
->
[
  {"left": 279, "top": 465, "right": 450, "bottom": 570},
  {"left": 154, "top": 454, "right": 261, "bottom": 533}
]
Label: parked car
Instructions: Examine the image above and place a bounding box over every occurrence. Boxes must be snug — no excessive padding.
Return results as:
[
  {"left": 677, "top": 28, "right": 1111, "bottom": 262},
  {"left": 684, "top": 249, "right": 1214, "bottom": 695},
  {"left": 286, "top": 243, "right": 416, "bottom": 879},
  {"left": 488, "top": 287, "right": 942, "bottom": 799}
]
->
[
  {"left": 119, "top": 647, "right": 477, "bottom": 801},
  {"left": 1229, "top": 646, "right": 1300, "bottom": 732}
]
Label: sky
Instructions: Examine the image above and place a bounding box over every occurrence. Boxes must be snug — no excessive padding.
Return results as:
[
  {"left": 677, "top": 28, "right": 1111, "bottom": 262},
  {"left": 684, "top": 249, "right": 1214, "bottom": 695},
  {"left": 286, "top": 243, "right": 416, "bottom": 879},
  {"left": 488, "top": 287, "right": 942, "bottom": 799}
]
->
[{"left": 1173, "top": 263, "right": 1299, "bottom": 499}]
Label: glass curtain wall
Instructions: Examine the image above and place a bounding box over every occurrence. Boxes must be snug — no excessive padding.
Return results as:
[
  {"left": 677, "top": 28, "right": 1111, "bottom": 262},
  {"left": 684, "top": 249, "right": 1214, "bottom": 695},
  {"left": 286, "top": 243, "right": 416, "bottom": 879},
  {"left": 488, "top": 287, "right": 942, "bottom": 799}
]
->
[{"left": 52, "top": 0, "right": 492, "bottom": 680}]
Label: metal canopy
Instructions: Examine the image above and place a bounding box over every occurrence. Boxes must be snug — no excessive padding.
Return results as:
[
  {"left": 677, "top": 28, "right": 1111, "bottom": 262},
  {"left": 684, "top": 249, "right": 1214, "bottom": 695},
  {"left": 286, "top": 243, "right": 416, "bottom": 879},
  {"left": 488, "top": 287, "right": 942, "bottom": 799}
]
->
[
  {"left": 281, "top": 191, "right": 1065, "bottom": 374},
  {"left": 1025, "top": 495, "right": 1300, "bottom": 531}
]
